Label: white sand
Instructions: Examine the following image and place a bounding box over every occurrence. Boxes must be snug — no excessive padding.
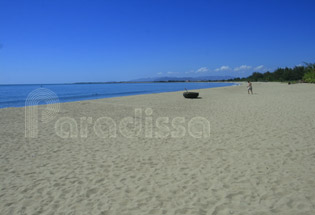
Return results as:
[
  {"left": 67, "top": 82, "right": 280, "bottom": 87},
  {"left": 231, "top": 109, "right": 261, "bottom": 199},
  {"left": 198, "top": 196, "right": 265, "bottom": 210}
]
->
[{"left": 1, "top": 82, "right": 315, "bottom": 215}]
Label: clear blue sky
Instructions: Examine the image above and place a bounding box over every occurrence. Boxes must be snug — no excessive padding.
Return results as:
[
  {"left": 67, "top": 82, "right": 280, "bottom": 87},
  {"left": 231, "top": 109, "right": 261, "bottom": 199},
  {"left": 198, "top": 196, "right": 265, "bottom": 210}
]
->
[{"left": 1, "top": 0, "right": 315, "bottom": 84}]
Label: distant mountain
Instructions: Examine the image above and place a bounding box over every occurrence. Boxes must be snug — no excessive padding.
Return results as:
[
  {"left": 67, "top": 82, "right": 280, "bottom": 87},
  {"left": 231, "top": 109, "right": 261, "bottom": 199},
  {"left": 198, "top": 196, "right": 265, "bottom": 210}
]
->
[{"left": 131, "top": 76, "right": 235, "bottom": 82}]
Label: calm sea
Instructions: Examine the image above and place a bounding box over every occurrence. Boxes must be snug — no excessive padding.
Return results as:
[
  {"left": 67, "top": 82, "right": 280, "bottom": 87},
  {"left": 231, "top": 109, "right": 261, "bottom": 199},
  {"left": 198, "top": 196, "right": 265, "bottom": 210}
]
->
[{"left": 0, "top": 82, "right": 237, "bottom": 109}]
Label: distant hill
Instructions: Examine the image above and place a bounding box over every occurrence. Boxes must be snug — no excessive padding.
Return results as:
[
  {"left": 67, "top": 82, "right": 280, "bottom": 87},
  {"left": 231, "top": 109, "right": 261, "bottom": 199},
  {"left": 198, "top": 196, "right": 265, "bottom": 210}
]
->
[{"left": 131, "top": 76, "right": 235, "bottom": 82}]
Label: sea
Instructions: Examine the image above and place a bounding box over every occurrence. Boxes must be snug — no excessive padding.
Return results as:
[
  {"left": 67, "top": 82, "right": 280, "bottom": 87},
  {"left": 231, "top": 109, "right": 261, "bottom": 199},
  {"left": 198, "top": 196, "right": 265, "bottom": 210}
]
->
[{"left": 0, "top": 82, "right": 238, "bottom": 109}]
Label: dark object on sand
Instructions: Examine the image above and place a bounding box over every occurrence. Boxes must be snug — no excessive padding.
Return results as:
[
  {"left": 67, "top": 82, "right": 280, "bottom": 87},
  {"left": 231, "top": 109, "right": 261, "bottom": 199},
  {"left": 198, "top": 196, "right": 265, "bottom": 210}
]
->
[
  {"left": 183, "top": 92, "right": 199, "bottom": 98},
  {"left": 183, "top": 88, "right": 199, "bottom": 98}
]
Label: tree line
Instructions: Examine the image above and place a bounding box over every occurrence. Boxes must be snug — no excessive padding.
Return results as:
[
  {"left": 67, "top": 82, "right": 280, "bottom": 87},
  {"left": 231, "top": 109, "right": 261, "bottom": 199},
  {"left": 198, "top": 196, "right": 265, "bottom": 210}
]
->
[{"left": 228, "top": 63, "right": 315, "bottom": 83}]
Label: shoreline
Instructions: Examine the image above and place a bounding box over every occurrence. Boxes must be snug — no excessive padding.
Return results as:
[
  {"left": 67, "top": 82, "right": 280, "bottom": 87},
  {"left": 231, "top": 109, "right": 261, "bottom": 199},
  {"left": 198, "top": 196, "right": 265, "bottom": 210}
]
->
[{"left": 0, "top": 82, "right": 239, "bottom": 110}]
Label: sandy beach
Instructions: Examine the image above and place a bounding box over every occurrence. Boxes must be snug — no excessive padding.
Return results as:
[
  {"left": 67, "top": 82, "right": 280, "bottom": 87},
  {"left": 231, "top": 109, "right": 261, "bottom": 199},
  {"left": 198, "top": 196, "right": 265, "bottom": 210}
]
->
[{"left": 1, "top": 82, "right": 315, "bottom": 215}]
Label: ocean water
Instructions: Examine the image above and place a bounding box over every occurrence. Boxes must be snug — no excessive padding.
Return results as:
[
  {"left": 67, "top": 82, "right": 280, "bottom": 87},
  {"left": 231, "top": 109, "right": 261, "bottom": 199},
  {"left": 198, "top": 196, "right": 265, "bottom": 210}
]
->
[{"left": 0, "top": 82, "right": 237, "bottom": 109}]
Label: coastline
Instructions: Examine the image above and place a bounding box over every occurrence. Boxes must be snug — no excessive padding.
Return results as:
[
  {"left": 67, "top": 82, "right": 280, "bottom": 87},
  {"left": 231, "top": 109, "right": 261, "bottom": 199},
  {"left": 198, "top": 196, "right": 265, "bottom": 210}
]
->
[
  {"left": 0, "top": 82, "right": 238, "bottom": 109},
  {"left": 1, "top": 82, "right": 315, "bottom": 214}
]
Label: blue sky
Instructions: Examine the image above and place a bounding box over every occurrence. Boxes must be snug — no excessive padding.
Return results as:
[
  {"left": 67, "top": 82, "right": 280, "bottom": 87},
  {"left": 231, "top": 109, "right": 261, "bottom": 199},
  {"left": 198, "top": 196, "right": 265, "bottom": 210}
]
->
[{"left": 0, "top": 0, "right": 315, "bottom": 84}]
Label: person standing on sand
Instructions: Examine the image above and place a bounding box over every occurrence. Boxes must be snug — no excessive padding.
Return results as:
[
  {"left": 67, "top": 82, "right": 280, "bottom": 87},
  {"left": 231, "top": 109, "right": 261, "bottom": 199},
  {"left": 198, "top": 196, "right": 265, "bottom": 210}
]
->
[{"left": 247, "top": 81, "right": 253, "bottom": 94}]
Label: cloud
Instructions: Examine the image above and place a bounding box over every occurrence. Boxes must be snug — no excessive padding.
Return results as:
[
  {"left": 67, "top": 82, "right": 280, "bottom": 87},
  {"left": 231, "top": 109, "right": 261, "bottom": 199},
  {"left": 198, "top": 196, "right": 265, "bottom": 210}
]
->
[
  {"left": 167, "top": 71, "right": 179, "bottom": 75},
  {"left": 196, "top": 67, "right": 209, "bottom": 73},
  {"left": 157, "top": 72, "right": 163, "bottom": 75},
  {"left": 234, "top": 65, "right": 252, "bottom": 71},
  {"left": 185, "top": 67, "right": 209, "bottom": 74},
  {"left": 215, "top": 66, "right": 230, "bottom": 72},
  {"left": 253, "top": 65, "right": 264, "bottom": 71}
]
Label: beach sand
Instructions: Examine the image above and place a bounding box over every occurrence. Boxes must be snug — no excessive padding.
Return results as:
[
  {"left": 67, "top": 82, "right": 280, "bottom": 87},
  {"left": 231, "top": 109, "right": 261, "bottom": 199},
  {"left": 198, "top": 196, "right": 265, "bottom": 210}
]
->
[{"left": 1, "top": 82, "right": 315, "bottom": 215}]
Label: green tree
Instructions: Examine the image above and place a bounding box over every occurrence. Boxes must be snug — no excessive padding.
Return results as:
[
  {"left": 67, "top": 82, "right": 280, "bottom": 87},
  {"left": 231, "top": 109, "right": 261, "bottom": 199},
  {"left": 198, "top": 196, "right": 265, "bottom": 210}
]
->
[{"left": 303, "top": 63, "right": 315, "bottom": 83}]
